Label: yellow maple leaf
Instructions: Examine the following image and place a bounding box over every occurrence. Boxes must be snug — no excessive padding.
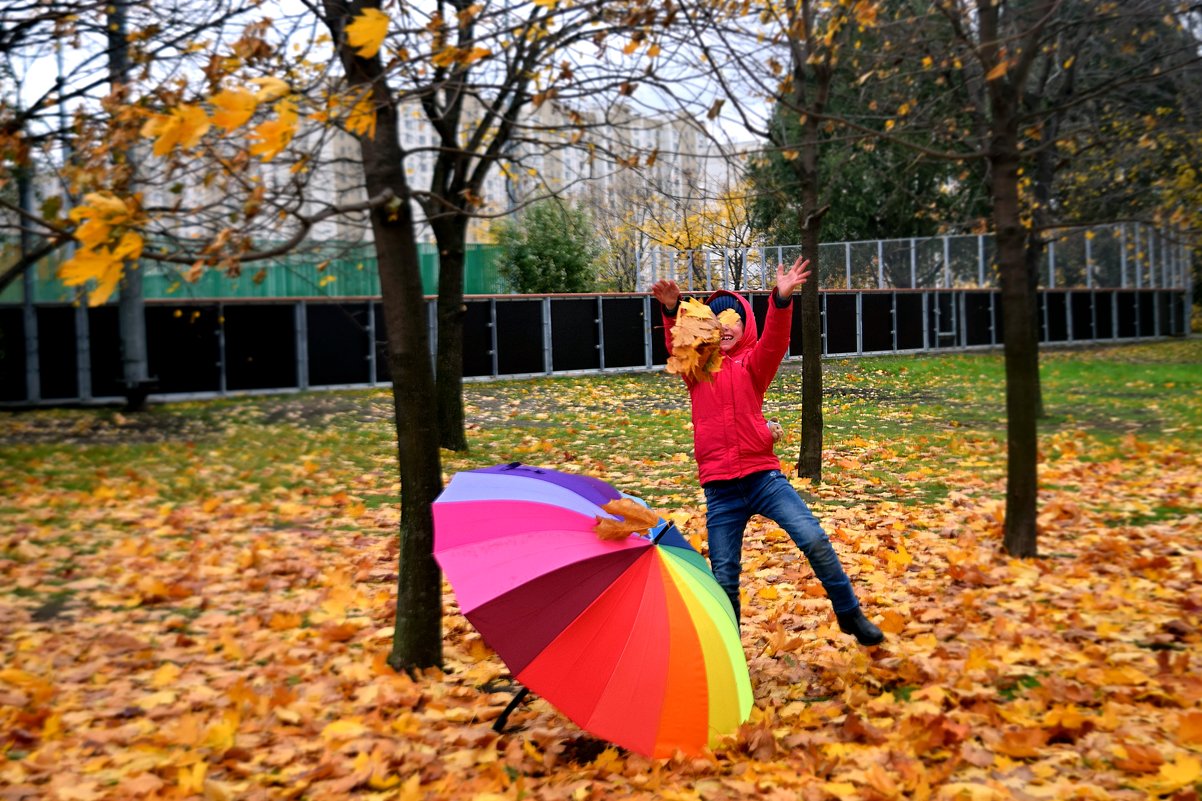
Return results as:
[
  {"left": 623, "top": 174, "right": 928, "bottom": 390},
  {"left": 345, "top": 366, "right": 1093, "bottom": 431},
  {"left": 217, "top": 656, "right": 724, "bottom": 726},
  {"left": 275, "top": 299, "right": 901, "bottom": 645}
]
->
[
  {"left": 150, "top": 662, "right": 182, "bottom": 688},
  {"left": 318, "top": 583, "right": 361, "bottom": 620},
  {"left": 113, "top": 230, "right": 145, "bottom": 260},
  {"left": 210, "top": 88, "right": 258, "bottom": 130},
  {"left": 994, "top": 726, "right": 1049, "bottom": 758},
  {"left": 202, "top": 779, "right": 239, "bottom": 801},
  {"left": 248, "top": 99, "right": 298, "bottom": 161},
  {"left": 346, "top": 8, "right": 389, "bottom": 59},
  {"left": 40, "top": 711, "right": 62, "bottom": 740},
  {"left": 250, "top": 76, "right": 291, "bottom": 103},
  {"left": 935, "top": 784, "right": 1005, "bottom": 801},
  {"left": 69, "top": 192, "right": 135, "bottom": 226},
  {"left": 716, "top": 308, "right": 740, "bottom": 327},
  {"left": 461, "top": 46, "right": 492, "bottom": 64},
  {"left": 136, "top": 689, "right": 178, "bottom": 710},
  {"left": 268, "top": 611, "right": 304, "bottom": 630},
  {"left": 864, "top": 761, "right": 897, "bottom": 797},
  {"left": 140, "top": 112, "right": 180, "bottom": 157},
  {"left": 985, "top": 61, "right": 1009, "bottom": 81},
  {"left": 594, "top": 498, "right": 663, "bottom": 540},
  {"left": 679, "top": 297, "right": 713, "bottom": 321},
  {"left": 61, "top": 194, "right": 142, "bottom": 304},
  {"left": 398, "top": 773, "right": 422, "bottom": 801},
  {"left": 58, "top": 234, "right": 141, "bottom": 307},
  {"left": 345, "top": 91, "right": 377, "bottom": 139},
  {"left": 321, "top": 719, "right": 367, "bottom": 740},
  {"left": 0, "top": 669, "right": 55, "bottom": 702},
  {"left": 1100, "top": 665, "right": 1151, "bottom": 686},
  {"left": 136, "top": 575, "right": 171, "bottom": 602},
  {"left": 178, "top": 762, "right": 206, "bottom": 795},
  {"left": 432, "top": 46, "right": 461, "bottom": 68},
  {"left": 879, "top": 609, "right": 907, "bottom": 635},
  {"left": 140, "top": 104, "right": 210, "bottom": 156},
  {"left": 73, "top": 216, "right": 116, "bottom": 250},
  {"left": 218, "top": 630, "right": 245, "bottom": 661},
  {"left": 591, "top": 748, "right": 623, "bottom": 773},
  {"left": 1178, "top": 711, "right": 1202, "bottom": 744},
  {"left": 202, "top": 710, "right": 239, "bottom": 753},
  {"left": 852, "top": 0, "right": 878, "bottom": 27},
  {"left": 886, "top": 539, "right": 913, "bottom": 572},
  {"left": 175, "top": 104, "right": 211, "bottom": 148},
  {"left": 1140, "top": 754, "right": 1202, "bottom": 795},
  {"left": 667, "top": 510, "right": 691, "bottom": 529}
]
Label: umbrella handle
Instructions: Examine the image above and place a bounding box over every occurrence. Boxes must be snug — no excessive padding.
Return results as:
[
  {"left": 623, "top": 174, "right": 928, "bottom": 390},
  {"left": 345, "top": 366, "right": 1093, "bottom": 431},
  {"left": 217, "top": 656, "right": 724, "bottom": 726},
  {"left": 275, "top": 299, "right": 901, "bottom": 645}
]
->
[{"left": 493, "top": 685, "right": 531, "bottom": 733}]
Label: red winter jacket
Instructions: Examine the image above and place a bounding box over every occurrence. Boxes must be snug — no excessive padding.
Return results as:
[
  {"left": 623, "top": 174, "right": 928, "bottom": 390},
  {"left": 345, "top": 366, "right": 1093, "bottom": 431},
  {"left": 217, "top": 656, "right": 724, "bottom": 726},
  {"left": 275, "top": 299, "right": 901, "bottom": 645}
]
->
[{"left": 662, "top": 289, "right": 793, "bottom": 485}]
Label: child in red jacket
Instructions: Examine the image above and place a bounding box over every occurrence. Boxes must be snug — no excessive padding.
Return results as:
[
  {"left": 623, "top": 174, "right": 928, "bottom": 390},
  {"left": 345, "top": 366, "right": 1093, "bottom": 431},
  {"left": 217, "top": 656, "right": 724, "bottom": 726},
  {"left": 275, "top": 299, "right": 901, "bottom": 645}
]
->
[{"left": 652, "top": 258, "right": 883, "bottom": 646}]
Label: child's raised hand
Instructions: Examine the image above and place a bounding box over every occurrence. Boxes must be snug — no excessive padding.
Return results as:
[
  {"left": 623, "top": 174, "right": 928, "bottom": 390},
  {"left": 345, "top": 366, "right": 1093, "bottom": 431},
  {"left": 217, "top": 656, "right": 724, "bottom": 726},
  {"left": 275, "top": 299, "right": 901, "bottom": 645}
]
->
[
  {"left": 774, "top": 256, "right": 812, "bottom": 298},
  {"left": 651, "top": 280, "right": 681, "bottom": 310}
]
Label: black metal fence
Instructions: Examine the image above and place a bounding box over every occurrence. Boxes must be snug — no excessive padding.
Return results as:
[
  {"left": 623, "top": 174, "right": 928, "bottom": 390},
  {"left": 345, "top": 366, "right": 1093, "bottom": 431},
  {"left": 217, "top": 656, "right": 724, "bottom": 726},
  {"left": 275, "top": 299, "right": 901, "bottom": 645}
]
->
[{"left": 0, "top": 288, "right": 1190, "bottom": 405}]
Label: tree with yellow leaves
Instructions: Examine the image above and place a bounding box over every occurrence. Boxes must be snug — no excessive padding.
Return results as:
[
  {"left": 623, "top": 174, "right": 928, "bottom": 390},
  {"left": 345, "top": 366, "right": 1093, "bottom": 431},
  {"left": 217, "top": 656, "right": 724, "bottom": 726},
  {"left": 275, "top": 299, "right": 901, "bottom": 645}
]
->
[
  {"left": 1, "top": 1, "right": 282, "bottom": 407},
  {"left": 852, "top": 1, "right": 1201, "bottom": 557},
  {"left": 673, "top": 0, "right": 1200, "bottom": 558},
  {"left": 646, "top": 184, "right": 759, "bottom": 289},
  {"left": 2, "top": 0, "right": 684, "bottom": 671}
]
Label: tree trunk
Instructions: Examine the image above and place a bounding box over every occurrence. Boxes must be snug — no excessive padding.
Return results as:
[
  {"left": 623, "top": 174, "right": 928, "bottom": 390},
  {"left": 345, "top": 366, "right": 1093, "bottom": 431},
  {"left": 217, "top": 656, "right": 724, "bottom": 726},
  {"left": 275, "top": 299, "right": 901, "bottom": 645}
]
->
[
  {"left": 18, "top": 168, "right": 41, "bottom": 404},
  {"left": 992, "top": 136, "right": 1040, "bottom": 558},
  {"left": 1025, "top": 115, "right": 1065, "bottom": 421},
  {"left": 796, "top": 206, "right": 824, "bottom": 483},
  {"left": 378, "top": 203, "right": 445, "bottom": 672},
  {"left": 1023, "top": 235, "right": 1046, "bottom": 419},
  {"left": 795, "top": 90, "right": 825, "bottom": 483},
  {"left": 325, "top": 0, "right": 444, "bottom": 671},
  {"left": 432, "top": 215, "right": 469, "bottom": 452},
  {"left": 108, "top": 0, "right": 151, "bottom": 412}
]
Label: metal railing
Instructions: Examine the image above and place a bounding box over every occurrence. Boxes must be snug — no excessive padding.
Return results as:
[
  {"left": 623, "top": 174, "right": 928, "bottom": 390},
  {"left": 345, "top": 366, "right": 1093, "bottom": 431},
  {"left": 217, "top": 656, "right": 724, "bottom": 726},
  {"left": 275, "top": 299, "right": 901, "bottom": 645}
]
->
[{"left": 635, "top": 223, "right": 1192, "bottom": 293}]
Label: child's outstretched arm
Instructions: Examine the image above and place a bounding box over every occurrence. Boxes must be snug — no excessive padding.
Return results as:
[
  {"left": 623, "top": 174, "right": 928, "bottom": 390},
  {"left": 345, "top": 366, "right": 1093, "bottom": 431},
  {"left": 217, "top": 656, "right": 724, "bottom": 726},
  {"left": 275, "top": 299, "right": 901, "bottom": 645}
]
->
[
  {"left": 748, "top": 257, "right": 811, "bottom": 391},
  {"left": 651, "top": 279, "right": 681, "bottom": 352},
  {"left": 651, "top": 280, "right": 680, "bottom": 312},
  {"left": 774, "top": 257, "right": 812, "bottom": 299}
]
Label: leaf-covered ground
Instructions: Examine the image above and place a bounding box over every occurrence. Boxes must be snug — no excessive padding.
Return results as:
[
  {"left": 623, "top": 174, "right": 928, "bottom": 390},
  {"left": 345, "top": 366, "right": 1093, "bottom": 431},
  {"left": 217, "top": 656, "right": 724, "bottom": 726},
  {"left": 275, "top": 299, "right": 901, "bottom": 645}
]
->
[{"left": 2, "top": 340, "right": 1200, "bottom": 800}]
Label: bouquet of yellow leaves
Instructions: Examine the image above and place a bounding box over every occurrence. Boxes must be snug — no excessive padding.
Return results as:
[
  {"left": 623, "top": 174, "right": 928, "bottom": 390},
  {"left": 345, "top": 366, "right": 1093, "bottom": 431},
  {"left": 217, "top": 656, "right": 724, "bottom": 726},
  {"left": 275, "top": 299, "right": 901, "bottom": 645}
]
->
[{"left": 665, "top": 299, "right": 742, "bottom": 383}]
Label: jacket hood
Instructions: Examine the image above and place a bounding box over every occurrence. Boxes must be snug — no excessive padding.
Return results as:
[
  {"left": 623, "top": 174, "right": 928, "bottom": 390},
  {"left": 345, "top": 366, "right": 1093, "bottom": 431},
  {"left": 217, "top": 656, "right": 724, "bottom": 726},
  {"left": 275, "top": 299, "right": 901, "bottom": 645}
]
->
[{"left": 704, "top": 289, "right": 757, "bottom": 356}]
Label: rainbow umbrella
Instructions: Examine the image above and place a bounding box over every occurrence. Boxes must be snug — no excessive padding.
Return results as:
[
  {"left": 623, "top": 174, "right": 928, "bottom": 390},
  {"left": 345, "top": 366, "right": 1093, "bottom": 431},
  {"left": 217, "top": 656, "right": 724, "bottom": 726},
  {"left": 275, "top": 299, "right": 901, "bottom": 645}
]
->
[{"left": 432, "top": 463, "right": 752, "bottom": 758}]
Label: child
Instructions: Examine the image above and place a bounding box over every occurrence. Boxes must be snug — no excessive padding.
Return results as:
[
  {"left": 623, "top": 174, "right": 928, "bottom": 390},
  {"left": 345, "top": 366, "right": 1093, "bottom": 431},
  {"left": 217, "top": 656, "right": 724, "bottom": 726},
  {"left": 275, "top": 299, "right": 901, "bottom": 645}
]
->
[{"left": 651, "top": 258, "right": 884, "bottom": 646}]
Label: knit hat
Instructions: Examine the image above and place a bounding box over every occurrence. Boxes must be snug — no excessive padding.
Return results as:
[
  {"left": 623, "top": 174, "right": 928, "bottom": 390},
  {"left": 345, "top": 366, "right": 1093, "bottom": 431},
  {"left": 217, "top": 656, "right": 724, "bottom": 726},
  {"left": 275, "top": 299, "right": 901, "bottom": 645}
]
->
[{"left": 707, "top": 294, "right": 746, "bottom": 326}]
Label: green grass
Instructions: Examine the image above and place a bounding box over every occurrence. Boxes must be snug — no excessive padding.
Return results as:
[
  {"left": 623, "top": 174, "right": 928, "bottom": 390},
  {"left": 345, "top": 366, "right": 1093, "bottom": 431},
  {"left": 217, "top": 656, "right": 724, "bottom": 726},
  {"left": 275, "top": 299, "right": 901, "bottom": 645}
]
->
[{"left": 1, "top": 338, "right": 1198, "bottom": 517}]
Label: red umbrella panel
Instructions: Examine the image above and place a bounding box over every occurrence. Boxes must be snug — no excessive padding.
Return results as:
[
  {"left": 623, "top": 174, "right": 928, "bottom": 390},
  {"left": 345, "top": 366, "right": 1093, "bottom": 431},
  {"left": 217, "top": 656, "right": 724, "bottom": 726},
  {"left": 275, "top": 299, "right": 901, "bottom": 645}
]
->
[{"left": 432, "top": 463, "right": 752, "bottom": 758}]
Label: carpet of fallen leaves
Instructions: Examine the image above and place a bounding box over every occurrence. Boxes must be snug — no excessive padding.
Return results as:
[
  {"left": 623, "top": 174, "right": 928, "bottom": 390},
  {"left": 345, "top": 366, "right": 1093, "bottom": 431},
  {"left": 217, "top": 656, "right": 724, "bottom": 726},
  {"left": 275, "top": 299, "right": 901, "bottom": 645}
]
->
[{"left": 2, "top": 340, "right": 1201, "bottom": 801}]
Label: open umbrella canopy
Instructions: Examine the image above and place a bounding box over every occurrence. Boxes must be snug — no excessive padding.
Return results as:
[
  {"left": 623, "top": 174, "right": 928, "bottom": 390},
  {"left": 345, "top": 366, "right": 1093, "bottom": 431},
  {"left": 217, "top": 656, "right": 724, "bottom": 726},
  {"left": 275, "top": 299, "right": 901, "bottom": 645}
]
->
[{"left": 433, "top": 463, "right": 752, "bottom": 758}]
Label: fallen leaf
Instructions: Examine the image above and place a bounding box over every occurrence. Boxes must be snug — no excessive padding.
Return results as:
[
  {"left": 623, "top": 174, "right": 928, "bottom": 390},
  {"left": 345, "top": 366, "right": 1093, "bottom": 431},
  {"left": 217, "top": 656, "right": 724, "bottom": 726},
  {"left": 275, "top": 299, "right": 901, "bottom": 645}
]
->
[{"left": 595, "top": 498, "right": 663, "bottom": 540}]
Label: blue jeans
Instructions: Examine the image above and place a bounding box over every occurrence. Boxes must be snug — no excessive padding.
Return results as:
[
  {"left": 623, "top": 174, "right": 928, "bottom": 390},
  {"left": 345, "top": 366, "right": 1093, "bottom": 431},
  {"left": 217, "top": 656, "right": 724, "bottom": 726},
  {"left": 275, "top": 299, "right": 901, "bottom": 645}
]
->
[{"left": 704, "top": 469, "right": 860, "bottom": 622}]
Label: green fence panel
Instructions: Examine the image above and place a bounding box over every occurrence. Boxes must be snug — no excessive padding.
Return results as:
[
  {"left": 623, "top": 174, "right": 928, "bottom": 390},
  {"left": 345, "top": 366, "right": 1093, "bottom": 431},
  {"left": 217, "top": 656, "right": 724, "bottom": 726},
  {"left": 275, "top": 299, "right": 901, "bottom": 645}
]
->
[{"left": 3, "top": 241, "right": 505, "bottom": 303}]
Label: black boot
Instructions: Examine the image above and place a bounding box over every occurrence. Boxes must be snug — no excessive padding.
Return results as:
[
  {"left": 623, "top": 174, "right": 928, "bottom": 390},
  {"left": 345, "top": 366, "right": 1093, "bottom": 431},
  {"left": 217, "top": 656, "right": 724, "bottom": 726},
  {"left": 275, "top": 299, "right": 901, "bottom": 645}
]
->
[{"left": 836, "top": 608, "right": 884, "bottom": 646}]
